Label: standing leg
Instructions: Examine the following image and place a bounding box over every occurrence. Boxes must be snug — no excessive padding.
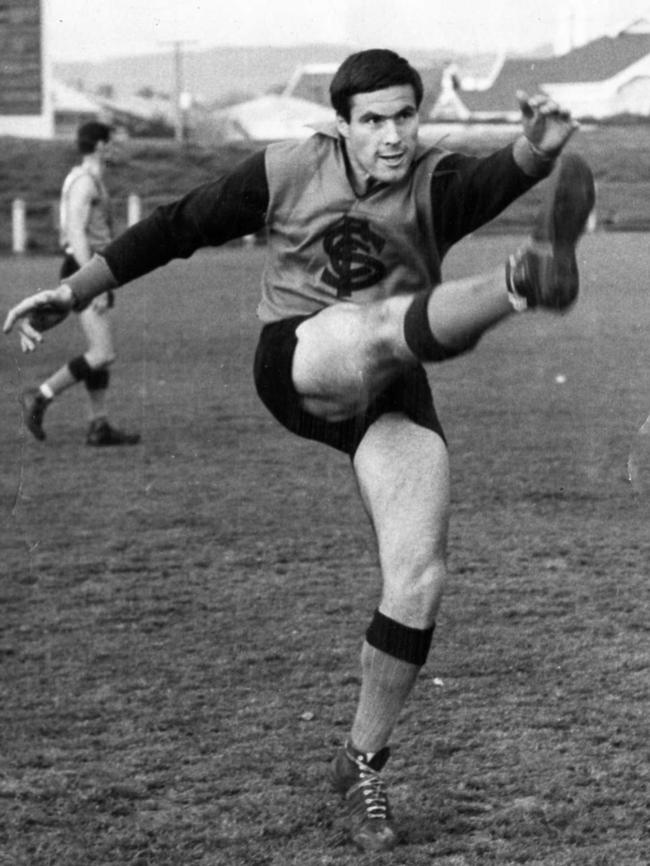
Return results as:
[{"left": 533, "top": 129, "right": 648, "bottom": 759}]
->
[
  {"left": 330, "top": 414, "right": 450, "bottom": 853},
  {"left": 77, "top": 299, "right": 115, "bottom": 424},
  {"left": 78, "top": 302, "right": 140, "bottom": 446},
  {"left": 18, "top": 299, "right": 115, "bottom": 442},
  {"left": 20, "top": 297, "right": 139, "bottom": 445}
]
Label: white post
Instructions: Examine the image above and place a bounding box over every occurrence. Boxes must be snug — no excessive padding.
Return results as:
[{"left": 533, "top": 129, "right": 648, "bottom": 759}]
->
[
  {"left": 12, "top": 198, "right": 27, "bottom": 254},
  {"left": 127, "top": 194, "right": 142, "bottom": 226},
  {"left": 586, "top": 207, "right": 597, "bottom": 233}
]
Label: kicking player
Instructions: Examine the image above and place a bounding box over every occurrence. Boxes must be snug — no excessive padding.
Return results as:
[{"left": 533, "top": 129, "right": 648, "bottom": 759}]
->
[
  {"left": 4, "top": 50, "right": 594, "bottom": 853},
  {"left": 19, "top": 121, "right": 139, "bottom": 446}
]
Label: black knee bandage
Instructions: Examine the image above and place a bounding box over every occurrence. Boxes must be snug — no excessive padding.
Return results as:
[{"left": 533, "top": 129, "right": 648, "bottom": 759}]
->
[
  {"left": 68, "top": 355, "right": 109, "bottom": 391},
  {"left": 403, "top": 290, "right": 478, "bottom": 362},
  {"left": 85, "top": 368, "right": 109, "bottom": 392},
  {"left": 366, "top": 609, "right": 434, "bottom": 666},
  {"left": 68, "top": 355, "right": 93, "bottom": 382}
]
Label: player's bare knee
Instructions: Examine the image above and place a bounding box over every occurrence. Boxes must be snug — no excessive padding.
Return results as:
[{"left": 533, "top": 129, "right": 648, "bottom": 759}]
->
[
  {"left": 369, "top": 295, "right": 420, "bottom": 363},
  {"left": 383, "top": 561, "right": 447, "bottom": 627},
  {"left": 86, "top": 351, "right": 116, "bottom": 368},
  {"left": 366, "top": 296, "right": 411, "bottom": 355}
]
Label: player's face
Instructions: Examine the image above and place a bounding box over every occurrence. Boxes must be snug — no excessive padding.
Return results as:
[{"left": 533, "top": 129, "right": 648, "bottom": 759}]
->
[
  {"left": 96, "top": 137, "right": 116, "bottom": 165},
  {"left": 336, "top": 85, "right": 419, "bottom": 191}
]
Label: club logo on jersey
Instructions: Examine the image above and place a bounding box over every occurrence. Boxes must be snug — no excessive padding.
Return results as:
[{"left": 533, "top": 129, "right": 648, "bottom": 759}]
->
[{"left": 322, "top": 216, "right": 386, "bottom": 297}]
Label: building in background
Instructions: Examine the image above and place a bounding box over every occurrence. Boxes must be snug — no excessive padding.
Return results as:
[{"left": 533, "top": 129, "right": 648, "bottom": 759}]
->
[
  {"left": 0, "top": 0, "right": 53, "bottom": 137},
  {"left": 433, "top": 17, "right": 650, "bottom": 122},
  {"left": 194, "top": 93, "right": 334, "bottom": 145}
]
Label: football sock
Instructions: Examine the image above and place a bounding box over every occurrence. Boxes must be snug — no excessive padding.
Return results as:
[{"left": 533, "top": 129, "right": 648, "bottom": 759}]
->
[
  {"left": 403, "top": 289, "right": 479, "bottom": 361},
  {"left": 350, "top": 640, "right": 421, "bottom": 755}
]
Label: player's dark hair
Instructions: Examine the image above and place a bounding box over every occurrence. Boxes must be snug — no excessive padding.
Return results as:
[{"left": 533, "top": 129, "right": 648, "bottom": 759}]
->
[
  {"left": 77, "top": 121, "right": 112, "bottom": 154},
  {"left": 330, "top": 49, "right": 423, "bottom": 120}
]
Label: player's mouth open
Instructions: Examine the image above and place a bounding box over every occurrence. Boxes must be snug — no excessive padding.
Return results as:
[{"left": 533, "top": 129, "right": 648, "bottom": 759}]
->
[{"left": 380, "top": 153, "right": 405, "bottom": 168}]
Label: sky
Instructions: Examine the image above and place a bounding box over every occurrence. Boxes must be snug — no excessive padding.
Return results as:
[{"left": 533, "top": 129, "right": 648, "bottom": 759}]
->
[{"left": 47, "top": 0, "right": 650, "bottom": 62}]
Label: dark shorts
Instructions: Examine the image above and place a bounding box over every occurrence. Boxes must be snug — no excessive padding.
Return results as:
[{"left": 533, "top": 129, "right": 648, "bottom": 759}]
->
[
  {"left": 253, "top": 315, "right": 446, "bottom": 458},
  {"left": 60, "top": 254, "right": 115, "bottom": 308}
]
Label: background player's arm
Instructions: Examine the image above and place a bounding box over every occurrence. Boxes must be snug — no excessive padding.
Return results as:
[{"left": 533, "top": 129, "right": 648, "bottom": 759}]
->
[{"left": 65, "top": 174, "right": 95, "bottom": 267}]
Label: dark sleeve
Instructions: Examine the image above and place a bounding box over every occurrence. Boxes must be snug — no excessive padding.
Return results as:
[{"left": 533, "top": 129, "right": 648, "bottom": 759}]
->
[
  {"left": 431, "top": 143, "right": 540, "bottom": 256},
  {"left": 103, "top": 149, "right": 269, "bottom": 285}
]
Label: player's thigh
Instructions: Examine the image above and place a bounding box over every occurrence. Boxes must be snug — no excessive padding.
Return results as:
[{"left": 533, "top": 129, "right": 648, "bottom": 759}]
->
[
  {"left": 292, "top": 297, "right": 412, "bottom": 415},
  {"left": 353, "top": 411, "right": 450, "bottom": 586}
]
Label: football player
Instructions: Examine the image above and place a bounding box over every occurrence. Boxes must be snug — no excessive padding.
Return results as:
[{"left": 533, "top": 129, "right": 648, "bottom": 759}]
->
[
  {"left": 19, "top": 121, "right": 139, "bottom": 446},
  {"left": 5, "top": 49, "right": 594, "bottom": 853}
]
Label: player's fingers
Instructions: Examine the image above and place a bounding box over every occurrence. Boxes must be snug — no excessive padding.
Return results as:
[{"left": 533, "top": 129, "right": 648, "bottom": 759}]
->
[
  {"left": 516, "top": 90, "right": 533, "bottom": 118},
  {"left": 18, "top": 320, "right": 42, "bottom": 352},
  {"left": 19, "top": 332, "right": 36, "bottom": 353},
  {"left": 541, "top": 102, "right": 570, "bottom": 120},
  {"left": 19, "top": 318, "right": 43, "bottom": 346}
]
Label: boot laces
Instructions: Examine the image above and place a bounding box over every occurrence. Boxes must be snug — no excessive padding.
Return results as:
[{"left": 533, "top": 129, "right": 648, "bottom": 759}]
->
[{"left": 347, "top": 757, "right": 390, "bottom": 821}]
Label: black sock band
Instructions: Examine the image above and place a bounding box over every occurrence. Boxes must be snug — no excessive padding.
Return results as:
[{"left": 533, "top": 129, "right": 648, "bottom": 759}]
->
[
  {"left": 404, "top": 289, "right": 480, "bottom": 361},
  {"left": 403, "top": 290, "right": 445, "bottom": 361},
  {"left": 366, "top": 609, "right": 435, "bottom": 666},
  {"left": 68, "top": 356, "right": 109, "bottom": 391},
  {"left": 85, "top": 368, "right": 109, "bottom": 391},
  {"left": 68, "top": 354, "right": 93, "bottom": 381}
]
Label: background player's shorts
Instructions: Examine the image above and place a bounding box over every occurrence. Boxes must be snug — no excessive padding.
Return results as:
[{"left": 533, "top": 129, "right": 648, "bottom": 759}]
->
[
  {"left": 254, "top": 315, "right": 446, "bottom": 458},
  {"left": 60, "top": 254, "right": 115, "bottom": 308}
]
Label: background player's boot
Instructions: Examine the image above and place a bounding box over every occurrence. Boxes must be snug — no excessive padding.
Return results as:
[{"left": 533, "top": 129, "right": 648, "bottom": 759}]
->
[
  {"left": 330, "top": 741, "right": 397, "bottom": 853},
  {"left": 86, "top": 418, "right": 140, "bottom": 446},
  {"left": 20, "top": 388, "right": 49, "bottom": 441},
  {"left": 506, "top": 152, "right": 596, "bottom": 312}
]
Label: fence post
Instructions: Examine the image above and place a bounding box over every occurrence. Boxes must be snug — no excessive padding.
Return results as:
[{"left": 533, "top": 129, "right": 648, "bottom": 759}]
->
[
  {"left": 127, "top": 194, "right": 142, "bottom": 227},
  {"left": 12, "top": 198, "right": 27, "bottom": 254}
]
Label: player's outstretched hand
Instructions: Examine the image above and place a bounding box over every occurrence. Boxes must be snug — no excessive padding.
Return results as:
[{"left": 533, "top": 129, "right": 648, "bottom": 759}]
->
[
  {"left": 3, "top": 285, "right": 74, "bottom": 352},
  {"left": 517, "top": 90, "right": 579, "bottom": 158}
]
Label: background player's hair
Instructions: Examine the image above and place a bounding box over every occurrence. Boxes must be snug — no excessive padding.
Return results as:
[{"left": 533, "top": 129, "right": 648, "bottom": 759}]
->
[
  {"left": 77, "top": 121, "right": 112, "bottom": 155},
  {"left": 330, "top": 49, "right": 424, "bottom": 121}
]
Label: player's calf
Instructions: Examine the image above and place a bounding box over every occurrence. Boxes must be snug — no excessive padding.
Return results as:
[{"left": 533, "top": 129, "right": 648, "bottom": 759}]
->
[{"left": 20, "top": 388, "right": 50, "bottom": 441}]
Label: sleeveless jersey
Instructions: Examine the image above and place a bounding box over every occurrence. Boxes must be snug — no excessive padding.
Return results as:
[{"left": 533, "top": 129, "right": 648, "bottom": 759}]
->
[
  {"left": 59, "top": 165, "right": 113, "bottom": 255},
  {"left": 257, "top": 127, "right": 447, "bottom": 323}
]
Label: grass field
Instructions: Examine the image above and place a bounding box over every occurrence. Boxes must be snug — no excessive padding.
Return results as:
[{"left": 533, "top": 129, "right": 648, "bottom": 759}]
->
[{"left": 1, "top": 232, "right": 648, "bottom": 865}]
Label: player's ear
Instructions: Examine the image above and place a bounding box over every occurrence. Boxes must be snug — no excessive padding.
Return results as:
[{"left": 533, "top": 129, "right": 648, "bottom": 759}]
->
[{"left": 336, "top": 114, "right": 350, "bottom": 139}]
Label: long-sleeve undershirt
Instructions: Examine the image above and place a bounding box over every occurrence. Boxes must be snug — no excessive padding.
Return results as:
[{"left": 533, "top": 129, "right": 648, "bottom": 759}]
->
[{"left": 102, "top": 140, "right": 541, "bottom": 289}]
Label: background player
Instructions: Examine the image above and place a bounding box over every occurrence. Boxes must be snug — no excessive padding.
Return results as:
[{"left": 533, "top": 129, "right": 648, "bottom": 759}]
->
[{"left": 20, "top": 121, "right": 140, "bottom": 446}]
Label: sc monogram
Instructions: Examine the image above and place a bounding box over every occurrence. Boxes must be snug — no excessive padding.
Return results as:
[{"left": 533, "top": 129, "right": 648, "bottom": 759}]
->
[{"left": 322, "top": 216, "right": 386, "bottom": 297}]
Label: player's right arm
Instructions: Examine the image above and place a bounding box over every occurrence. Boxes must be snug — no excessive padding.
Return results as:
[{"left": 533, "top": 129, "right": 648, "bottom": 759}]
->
[{"left": 4, "top": 150, "right": 269, "bottom": 351}]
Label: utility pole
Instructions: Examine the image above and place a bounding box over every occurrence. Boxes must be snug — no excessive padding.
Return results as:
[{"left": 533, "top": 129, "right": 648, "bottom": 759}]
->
[{"left": 160, "top": 39, "right": 195, "bottom": 144}]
